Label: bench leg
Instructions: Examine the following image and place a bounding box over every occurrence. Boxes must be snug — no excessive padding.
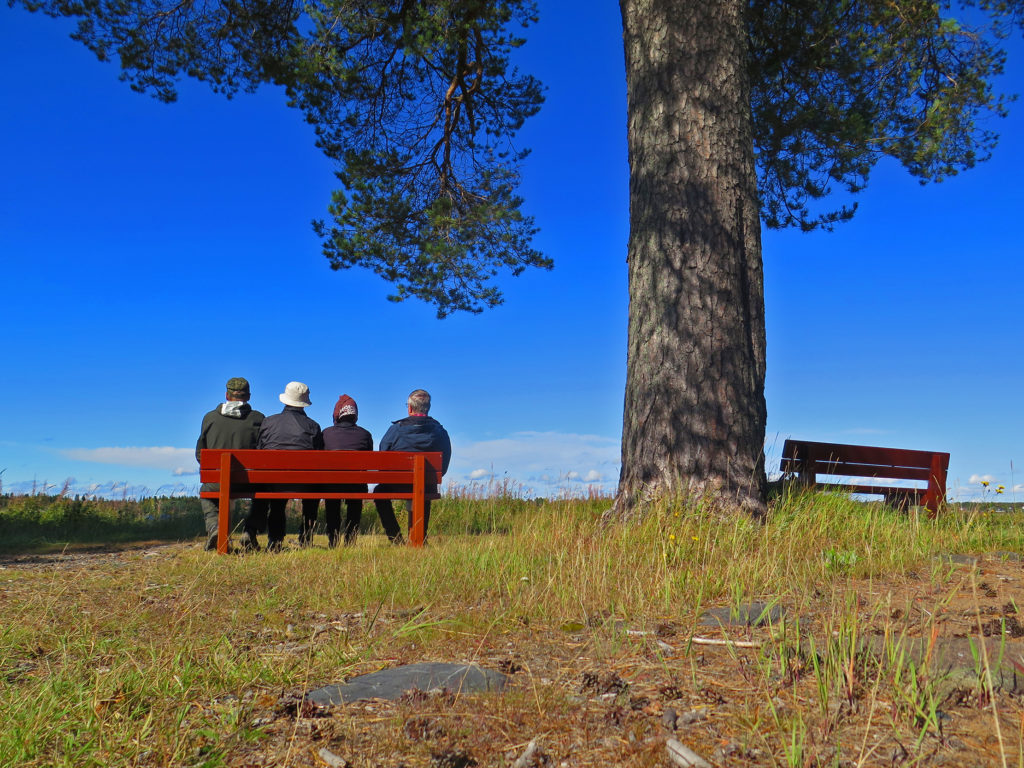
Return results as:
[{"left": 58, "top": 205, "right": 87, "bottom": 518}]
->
[
  {"left": 409, "top": 455, "right": 426, "bottom": 547},
  {"left": 923, "top": 453, "right": 947, "bottom": 519},
  {"left": 217, "top": 453, "right": 232, "bottom": 555}
]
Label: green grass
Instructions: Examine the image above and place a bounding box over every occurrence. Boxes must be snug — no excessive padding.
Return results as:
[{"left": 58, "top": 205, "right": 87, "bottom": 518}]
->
[{"left": 2, "top": 489, "right": 1023, "bottom": 766}]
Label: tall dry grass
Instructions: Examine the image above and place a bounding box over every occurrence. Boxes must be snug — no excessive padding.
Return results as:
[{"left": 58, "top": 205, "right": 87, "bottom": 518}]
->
[{"left": 1, "top": 489, "right": 1022, "bottom": 766}]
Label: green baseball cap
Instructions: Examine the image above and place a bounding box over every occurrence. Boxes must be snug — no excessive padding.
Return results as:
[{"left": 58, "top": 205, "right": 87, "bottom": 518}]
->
[{"left": 226, "top": 377, "right": 250, "bottom": 395}]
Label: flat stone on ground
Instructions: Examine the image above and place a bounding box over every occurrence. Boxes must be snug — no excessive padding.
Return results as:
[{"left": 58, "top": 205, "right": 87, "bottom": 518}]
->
[
  {"left": 934, "top": 553, "right": 979, "bottom": 566},
  {"left": 305, "top": 663, "right": 510, "bottom": 706},
  {"left": 699, "top": 602, "right": 784, "bottom": 628}
]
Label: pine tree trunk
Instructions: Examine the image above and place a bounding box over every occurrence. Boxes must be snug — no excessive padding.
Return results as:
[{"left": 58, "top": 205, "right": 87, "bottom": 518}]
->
[{"left": 616, "top": 0, "right": 767, "bottom": 515}]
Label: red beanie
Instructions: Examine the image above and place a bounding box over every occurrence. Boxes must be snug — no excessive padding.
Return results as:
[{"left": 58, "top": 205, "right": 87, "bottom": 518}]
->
[{"left": 333, "top": 394, "right": 358, "bottom": 423}]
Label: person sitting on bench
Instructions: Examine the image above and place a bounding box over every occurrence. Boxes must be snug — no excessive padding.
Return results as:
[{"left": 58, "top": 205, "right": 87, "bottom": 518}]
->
[
  {"left": 374, "top": 389, "right": 451, "bottom": 544},
  {"left": 322, "top": 394, "right": 373, "bottom": 547},
  {"left": 195, "top": 377, "right": 265, "bottom": 551},
  {"left": 243, "top": 381, "right": 323, "bottom": 550}
]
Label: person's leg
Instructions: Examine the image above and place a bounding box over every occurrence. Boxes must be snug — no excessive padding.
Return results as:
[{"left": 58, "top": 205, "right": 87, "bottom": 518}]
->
[
  {"left": 266, "top": 499, "right": 287, "bottom": 549},
  {"left": 343, "top": 486, "right": 366, "bottom": 544},
  {"left": 243, "top": 497, "right": 268, "bottom": 550},
  {"left": 324, "top": 498, "right": 342, "bottom": 547},
  {"left": 200, "top": 483, "right": 219, "bottom": 550},
  {"left": 373, "top": 484, "right": 403, "bottom": 542},
  {"left": 299, "top": 498, "right": 319, "bottom": 545}
]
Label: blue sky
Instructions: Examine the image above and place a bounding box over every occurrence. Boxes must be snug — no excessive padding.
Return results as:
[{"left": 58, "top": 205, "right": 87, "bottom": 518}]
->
[{"left": 2, "top": 4, "right": 1022, "bottom": 502}]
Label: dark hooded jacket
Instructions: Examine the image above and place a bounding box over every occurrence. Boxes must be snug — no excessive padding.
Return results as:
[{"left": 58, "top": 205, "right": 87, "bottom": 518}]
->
[
  {"left": 378, "top": 415, "right": 451, "bottom": 475},
  {"left": 323, "top": 420, "right": 373, "bottom": 452},
  {"left": 195, "top": 402, "right": 265, "bottom": 462},
  {"left": 257, "top": 406, "right": 324, "bottom": 450}
]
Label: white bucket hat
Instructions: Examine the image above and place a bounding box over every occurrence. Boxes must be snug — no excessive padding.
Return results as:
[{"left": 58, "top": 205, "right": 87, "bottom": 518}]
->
[{"left": 279, "top": 381, "right": 312, "bottom": 408}]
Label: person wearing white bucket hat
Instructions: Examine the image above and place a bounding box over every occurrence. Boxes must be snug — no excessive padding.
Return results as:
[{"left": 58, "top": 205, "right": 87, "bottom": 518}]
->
[{"left": 242, "top": 381, "right": 323, "bottom": 550}]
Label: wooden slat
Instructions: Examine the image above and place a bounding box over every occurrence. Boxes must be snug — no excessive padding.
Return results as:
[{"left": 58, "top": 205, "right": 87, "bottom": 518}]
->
[
  {"left": 199, "top": 490, "right": 441, "bottom": 500},
  {"left": 781, "top": 439, "right": 946, "bottom": 470},
  {"left": 199, "top": 469, "right": 443, "bottom": 485},
  {"left": 779, "top": 459, "right": 933, "bottom": 482},
  {"left": 819, "top": 484, "right": 923, "bottom": 498},
  {"left": 219, "top": 469, "right": 438, "bottom": 485},
  {"left": 199, "top": 449, "right": 443, "bottom": 473}
]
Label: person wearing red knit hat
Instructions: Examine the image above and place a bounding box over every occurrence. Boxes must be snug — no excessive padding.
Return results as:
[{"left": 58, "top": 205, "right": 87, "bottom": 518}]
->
[{"left": 322, "top": 394, "right": 373, "bottom": 546}]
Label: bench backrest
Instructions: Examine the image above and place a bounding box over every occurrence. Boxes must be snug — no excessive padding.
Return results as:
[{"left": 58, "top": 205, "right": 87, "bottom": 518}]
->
[
  {"left": 200, "top": 449, "right": 444, "bottom": 487},
  {"left": 780, "top": 440, "right": 946, "bottom": 482},
  {"left": 780, "top": 439, "right": 949, "bottom": 514}
]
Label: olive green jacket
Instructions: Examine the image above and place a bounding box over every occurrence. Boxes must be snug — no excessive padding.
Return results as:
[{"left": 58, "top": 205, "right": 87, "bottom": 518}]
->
[{"left": 195, "top": 403, "right": 265, "bottom": 463}]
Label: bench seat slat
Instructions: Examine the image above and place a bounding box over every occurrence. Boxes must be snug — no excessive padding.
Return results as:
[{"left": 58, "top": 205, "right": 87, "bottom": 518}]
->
[
  {"left": 200, "top": 469, "right": 441, "bottom": 485},
  {"left": 811, "top": 484, "right": 922, "bottom": 497},
  {"left": 200, "top": 491, "right": 440, "bottom": 500},
  {"left": 778, "top": 459, "right": 933, "bottom": 482}
]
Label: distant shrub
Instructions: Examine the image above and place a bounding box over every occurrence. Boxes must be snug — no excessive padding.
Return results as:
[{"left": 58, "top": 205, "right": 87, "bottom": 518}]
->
[{"left": 0, "top": 493, "right": 203, "bottom": 551}]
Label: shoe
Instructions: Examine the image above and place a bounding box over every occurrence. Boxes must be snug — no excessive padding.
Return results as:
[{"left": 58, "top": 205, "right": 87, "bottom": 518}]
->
[
  {"left": 204, "top": 533, "right": 219, "bottom": 551},
  {"left": 266, "top": 540, "right": 283, "bottom": 553},
  {"left": 239, "top": 534, "right": 261, "bottom": 553}
]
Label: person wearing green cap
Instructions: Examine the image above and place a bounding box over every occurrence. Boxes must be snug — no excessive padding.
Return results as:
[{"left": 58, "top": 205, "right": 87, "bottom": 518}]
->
[{"left": 196, "top": 377, "right": 266, "bottom": 550}]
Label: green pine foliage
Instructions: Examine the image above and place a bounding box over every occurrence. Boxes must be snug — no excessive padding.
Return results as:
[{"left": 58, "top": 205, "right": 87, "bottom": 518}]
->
[
  {"left": 9, "top": 0, "right": 1024, "bottom": 305},
  {"left": 750, "top": 0, "right": 1021, "bottom": 231}
]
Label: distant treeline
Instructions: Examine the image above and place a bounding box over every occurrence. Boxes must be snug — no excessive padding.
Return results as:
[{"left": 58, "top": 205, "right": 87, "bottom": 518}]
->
[
  {"left": 0, "top": 486, "right": 601, "bottom": 552},
  {"left": 0, "top": 493, "right": 204, "bottom": 551}
]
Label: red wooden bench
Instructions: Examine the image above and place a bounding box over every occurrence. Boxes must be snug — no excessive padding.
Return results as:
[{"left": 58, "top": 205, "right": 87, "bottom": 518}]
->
[
  {"left": 780, "top": 439, "right": 949, "bottom": 516},
  {"left": 199, "top": 449, "right": 443, "bottom": 552}
]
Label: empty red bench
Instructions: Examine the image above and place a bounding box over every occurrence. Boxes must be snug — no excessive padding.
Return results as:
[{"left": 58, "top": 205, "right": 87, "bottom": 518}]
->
[
  {"left": 780, "top": 439, "right": 949, "bottom": 516},
  {"left": 199, "top": 449, "right": 443, "bottom": 552}
]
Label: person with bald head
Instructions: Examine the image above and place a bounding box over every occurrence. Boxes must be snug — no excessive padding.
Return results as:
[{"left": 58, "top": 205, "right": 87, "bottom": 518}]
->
[{"left": 373, "top": 389, "right": 451, "bottom": 544}]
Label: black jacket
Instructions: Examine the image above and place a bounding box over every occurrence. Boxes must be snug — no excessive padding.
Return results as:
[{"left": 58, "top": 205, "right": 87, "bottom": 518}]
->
[
  {"left": 323, "top": 421, "right": 373, "bottom": 452},
  {"left": 257, "top": 406, "right": 324, "bottom": 450}
]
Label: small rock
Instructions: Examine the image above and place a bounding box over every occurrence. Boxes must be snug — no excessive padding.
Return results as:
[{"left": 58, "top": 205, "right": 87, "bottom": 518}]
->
[
  {"left": 661, "top": 707, "right": 677, "bottom": 730},
  {"left": 678, "top": 707, "right": 709, "bottom": 725},
  {"left": 318, "top": 747, "right": 348, "bottom": 767},
  {"left": 666, "top": 738, "right": 712, "bottom": 768},
  {"left": 511, "top": 739, "right": 538, "bottom": 768}
]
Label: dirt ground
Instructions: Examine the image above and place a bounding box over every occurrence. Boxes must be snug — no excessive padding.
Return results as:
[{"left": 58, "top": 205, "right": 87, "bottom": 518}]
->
[{"left": 4, "top": 545, "right": 1024, "bottom": 767}]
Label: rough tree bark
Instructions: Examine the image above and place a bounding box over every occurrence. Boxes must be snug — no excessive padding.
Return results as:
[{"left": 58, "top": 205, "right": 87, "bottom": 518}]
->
[{"left": 616, "top": 0, "right": 767, "bottom": 516}]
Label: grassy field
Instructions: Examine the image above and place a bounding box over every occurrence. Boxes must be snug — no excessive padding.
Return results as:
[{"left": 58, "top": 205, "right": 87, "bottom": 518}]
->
[{"left": 2, "top": 490, "right": 1024, "bottom": 767}]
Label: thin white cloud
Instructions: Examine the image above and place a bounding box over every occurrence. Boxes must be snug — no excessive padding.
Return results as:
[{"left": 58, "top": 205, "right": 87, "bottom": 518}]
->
[
  {"left": 969, "top": 474, "right": 997, "bottom": 485},
  {"left": 62, "top": 446, "right": 197, "bottom": 474},
  {"left": 448, "top": 431, "right": 620, "bottom": 494}
]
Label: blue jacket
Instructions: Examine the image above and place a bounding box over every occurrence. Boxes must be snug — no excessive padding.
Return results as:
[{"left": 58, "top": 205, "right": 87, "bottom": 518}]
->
[{"left": 379, "top": 415, "right": 452, "bottom": 475}]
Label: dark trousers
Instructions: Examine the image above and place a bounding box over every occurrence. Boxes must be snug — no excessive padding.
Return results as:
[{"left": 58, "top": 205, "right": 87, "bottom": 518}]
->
[
  {"left": 244, "top": 493, "right": 319, "bottom": 545},
  {"left": 323, "top": 483, "right": 368, "bottom": 546},
  {"left": 373, "top": 483, "right": 434, "bottom": 543}
]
